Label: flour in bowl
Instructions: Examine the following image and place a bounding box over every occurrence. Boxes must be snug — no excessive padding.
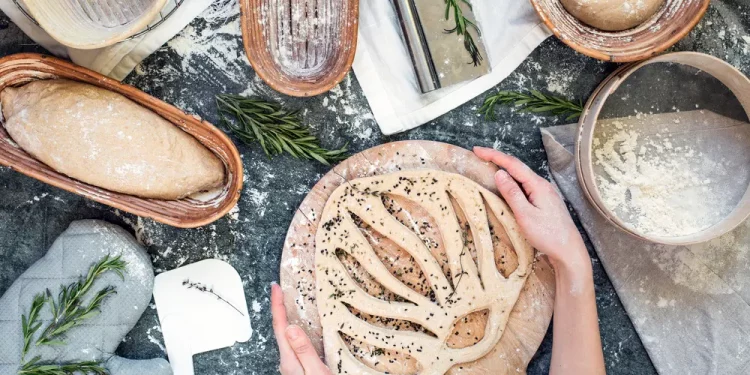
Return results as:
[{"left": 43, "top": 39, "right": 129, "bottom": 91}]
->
[{"left": 593, "top": 119, "right": 725, "bottom": 237}]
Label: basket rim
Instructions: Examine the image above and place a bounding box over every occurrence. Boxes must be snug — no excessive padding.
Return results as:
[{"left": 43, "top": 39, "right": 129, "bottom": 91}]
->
[
  {"left": 238, "top": 0, "right": 359, "bottom": 97},
  {"left": 0, "top": 53, "right": 244, "bottom": 228},
  {"left": 529, "top": 0, "right": 711, "bottom": 62},
  {"left": 19, "top": 0, "right": 170, "bottom": 50}
]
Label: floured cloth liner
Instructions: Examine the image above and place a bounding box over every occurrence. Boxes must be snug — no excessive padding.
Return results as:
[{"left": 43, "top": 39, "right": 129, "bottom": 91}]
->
[
  {"left": 0, "top": 0, "right": 214, "bottom": 80},
  {"left": 353, "top": 0, "right": 550, "bottom": 135},
  {"left": 0, "top": 220, "right": 171, "bottom": 375},
  {"left": 541, "top": 121, "right": 750, "bottom": 374}
]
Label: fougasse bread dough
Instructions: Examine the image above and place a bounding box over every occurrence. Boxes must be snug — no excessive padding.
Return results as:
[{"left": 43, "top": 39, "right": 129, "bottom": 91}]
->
[
  {"left": 0, "top": 79, "right": 224, "bottom": 200},
  {"left": 315, "top": 170, "right": 534, "bottom": 374},
  {"left": 561, "top": 0, "right": 666, "bottom": 31}
]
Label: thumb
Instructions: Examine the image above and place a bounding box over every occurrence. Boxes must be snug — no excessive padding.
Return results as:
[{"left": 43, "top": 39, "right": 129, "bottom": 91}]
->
[
  {"left": 286, "top": 325, "right": 332, "bottom": 375},
  {"left": 106, "top": 356, "right": 172, "bottom": 375}
]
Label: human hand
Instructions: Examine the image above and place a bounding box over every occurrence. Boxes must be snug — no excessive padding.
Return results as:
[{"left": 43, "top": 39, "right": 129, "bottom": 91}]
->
[
  {"left": 473, "top": 147, "right": 590, "bottom": 273},
  {"left": 271, "top": 283, "right": 332, "bottom": 375}
]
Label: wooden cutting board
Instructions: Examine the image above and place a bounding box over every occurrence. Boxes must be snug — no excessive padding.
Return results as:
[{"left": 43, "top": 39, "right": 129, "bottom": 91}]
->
[{"left": 280, "top": 141, "right": 555, "bottom": 374}]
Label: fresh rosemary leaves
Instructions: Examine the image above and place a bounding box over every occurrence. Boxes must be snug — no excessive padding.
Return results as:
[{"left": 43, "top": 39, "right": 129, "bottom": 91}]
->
[
  {"left": 444, "top": 0, "right": 482, "bottom": 66},
  {"left": 479, "top": 90, "right": 584, "bottom": 121},
  {"left": 19, "top": 359, "right": 107, "bottom": 375},
  {"left": 216, "top": 95, "right": 348, "bottom": 166},
  {"left": 19, "top": 254, "right": 126, "bottom": 375}
]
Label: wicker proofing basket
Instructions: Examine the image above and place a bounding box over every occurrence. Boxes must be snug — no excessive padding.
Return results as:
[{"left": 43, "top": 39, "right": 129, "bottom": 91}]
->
[
  {"left": 240, "top": 0, "right": 359, "bottom": 97},
  {"left": 18, "top": 0, "right": 168, "bottom": 50},
  {"left": 575, "top": 52, "right": 750, "bottom": 245},
  {"left": 530, "top": 0, "right": 710, "bottom": 62},
  {"left": 0, "top": 54, "right": 243, "bottom": 229}
]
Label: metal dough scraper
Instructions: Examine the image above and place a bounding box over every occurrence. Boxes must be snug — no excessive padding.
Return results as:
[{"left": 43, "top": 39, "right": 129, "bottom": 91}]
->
[
  {"left": 393, "top": 0, "right": 490, "bottom": 92},
  {"left": 154, "top": 259, "right": 252, "bottom": 375}
]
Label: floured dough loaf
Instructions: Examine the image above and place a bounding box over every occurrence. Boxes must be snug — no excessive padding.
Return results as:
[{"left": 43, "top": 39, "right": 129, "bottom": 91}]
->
[
  {"left": 561, "top": 0, "right": 665, "bottom": 31},
  {"left": 0, "top": 79, "right": 224, "bottom": 200},
  {"left": 315, "top": 170, "right": 534, "bottom": 374}
]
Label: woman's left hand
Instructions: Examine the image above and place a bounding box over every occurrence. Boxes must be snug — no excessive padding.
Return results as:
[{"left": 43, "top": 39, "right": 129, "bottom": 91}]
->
[{"left": 271, "top": 283, "right": 332, "bottom": 375}]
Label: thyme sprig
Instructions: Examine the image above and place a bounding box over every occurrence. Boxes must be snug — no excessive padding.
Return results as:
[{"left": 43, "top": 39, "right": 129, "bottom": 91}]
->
[
  {"left": 19, "top": 357, "right": 107, "bottom": 375},
  {"left": 479, "top": 90, "right": 584, "bottom": 121},
  {"left": 35, "top": 255, "right": 125, "bottom": 347},
  {"left": 444, "top": 0, "right": 482, "bottom": 66},
  {"left": 216, "top": 95, "right": 348, "bottom": 166},
  {"left": 183, "top": 279, "right": 244, "bottom": 317}
]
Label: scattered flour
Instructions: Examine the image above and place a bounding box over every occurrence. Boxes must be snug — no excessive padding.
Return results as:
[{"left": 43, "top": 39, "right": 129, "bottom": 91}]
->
[{"left": 593, "top": 120, "right": 723, "bottom": 237}]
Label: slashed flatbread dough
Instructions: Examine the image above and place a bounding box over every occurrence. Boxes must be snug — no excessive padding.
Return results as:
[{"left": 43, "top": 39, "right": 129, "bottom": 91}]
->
[
  {"left": 315, "top": 170, "right": 534, "bottom": 374},
  {"left": 1, "top": 79, "right": 224, "bottom": 200}
]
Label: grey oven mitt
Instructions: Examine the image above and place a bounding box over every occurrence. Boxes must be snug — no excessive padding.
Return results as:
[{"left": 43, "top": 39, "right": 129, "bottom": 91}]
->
[{"left": 0, "top": 220, "right": 171, "bottom": 375}]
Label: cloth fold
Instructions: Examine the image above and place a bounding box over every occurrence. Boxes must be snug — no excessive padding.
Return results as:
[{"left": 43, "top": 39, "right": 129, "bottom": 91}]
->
[
  {"left": 0, "top": 0, "right": 214, "bottom": 80},
  {"left": 541, "top": 124, "right": 750, "bottom": 375},
  {"left": 353, "top": 0, "right": 550, "bottom": 135}
]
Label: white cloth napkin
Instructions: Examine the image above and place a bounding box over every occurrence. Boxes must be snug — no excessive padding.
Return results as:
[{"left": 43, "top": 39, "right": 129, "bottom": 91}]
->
[
  {"left": 0, "top": 0, "right": 214, "bottom": 80},
  {"left": 353, "top": 0, "right": 551, "bottom": 135}
]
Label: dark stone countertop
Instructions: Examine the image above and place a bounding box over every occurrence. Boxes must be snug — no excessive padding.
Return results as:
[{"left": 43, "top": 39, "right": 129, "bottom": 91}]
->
[{"left": 1, "top": 1, "right": 749, "bottom": 374}]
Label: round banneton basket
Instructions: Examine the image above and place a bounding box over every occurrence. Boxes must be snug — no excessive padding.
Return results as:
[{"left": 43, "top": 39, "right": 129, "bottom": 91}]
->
[
  {"left": 0, "top": 54, "right": 243, "bottom": 228},
  {"left": 575, "top": 52, "right": 750, "bottom": 245},
  {"left": 529, "top": 0, "right": 710, "bottom": 62}
]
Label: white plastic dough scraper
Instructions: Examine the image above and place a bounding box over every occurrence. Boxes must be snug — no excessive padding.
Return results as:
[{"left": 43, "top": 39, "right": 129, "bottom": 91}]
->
[{"left": 154, "top": 259, "right": 252, "bottom": 375}]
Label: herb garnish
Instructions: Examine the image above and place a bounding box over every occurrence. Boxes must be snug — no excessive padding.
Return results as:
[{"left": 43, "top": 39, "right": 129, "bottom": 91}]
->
[
  {"left": 479, "top": 90, "right": 584, "bottom": 121},
  {"left": 19, "top": 254, "right": 126, "bottom": 375},
  {"left": 444, "top": 0, "right": 482, "bottom": 66},
  {"left": 19, "top": 358, "right": 107, "bottom": 375},
  {"left": 216, "top": 95, "right": 348, "bottom": 165},
  {"left": 183, "top": 279, "right": 245, "bottom": 317}
]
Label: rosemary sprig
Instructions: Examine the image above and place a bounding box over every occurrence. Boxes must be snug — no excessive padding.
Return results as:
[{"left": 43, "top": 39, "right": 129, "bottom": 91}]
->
[
  {"left": 21, "top": 295, "right": 47, "bottom": 362},
  {"left": 19, "top": 357, "right": 107, "bottom": 375},
  {"left": 479, "top": 90, "right": 584, "bottom": 121},
  {"left": 444, "top": 0, "right": 482, "bottom": 66},
  {"left": 216, "top": 95, "right": 348, "bottom": 166},
  {"left": 34, "top": 255, "right": 126, "bottom": 347}
]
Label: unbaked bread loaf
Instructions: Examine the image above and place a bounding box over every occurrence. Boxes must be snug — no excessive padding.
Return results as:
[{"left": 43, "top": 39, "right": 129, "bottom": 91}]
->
[
  {"left": 560, "top": 0, "right": 665, "bottom": 31},
  {"left": 0, "top": 79, "right": 225, "bottom": 200}
]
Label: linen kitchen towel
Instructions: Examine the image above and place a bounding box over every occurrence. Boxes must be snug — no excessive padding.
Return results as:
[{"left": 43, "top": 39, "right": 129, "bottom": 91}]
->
[
  {"left": 541, "top": 124, "right": 750, "bottom": 374},
  {"left": 354, "top": 0, "right": 551, "bottom": 135}
]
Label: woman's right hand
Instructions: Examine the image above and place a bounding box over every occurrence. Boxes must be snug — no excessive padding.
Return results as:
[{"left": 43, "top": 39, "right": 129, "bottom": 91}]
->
[{"left": 473, "top": 146, "right": 590, "bottom": 272}]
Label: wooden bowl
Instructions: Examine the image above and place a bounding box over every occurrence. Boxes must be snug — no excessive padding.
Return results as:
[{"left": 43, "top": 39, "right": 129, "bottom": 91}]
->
[
  {"left": 575, "top": 52, "right": 750, "bottom": 245},
  {"left": 239, "top": 0, "right": 359, "bottom": 97},
  {"left": 529, "top": 0, "right": 710, "bottom": 62},
  {"left": 0, "top": 54, "right": 243, "bottom": 229},
  {"left": 18, "top": 0, "right": 168, "bottom": 49}
]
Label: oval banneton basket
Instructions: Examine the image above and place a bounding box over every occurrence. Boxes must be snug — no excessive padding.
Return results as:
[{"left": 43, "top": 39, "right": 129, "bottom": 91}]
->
[
  {"left": 18, "top": 0, "right": 168, "bottom": 50},
  {"left": 0, "top": 54, "right": 243, "bottom": 229},
  {"left": 576, "top": 52, "right": 750, "bottom": 245},
  {"left": 529, "top": 0, "right": 710, "bottom": 62},
  {"left": 240, "top": 0, "right": 359, "bottom": 97}
]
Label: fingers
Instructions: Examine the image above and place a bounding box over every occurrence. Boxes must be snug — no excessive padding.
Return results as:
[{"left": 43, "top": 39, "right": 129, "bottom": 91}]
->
[
  {"left": 286, "top": 325, "right": 333, "bottom": 375},
  {"left": 474, "top": 147, "right": 545, "bottom": 191},
  {"left": 495, "top": 170, "right": 533, "bottom": 214},
  {"left": 271, "top": 283, "right": 304, "bottom": 375}
]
